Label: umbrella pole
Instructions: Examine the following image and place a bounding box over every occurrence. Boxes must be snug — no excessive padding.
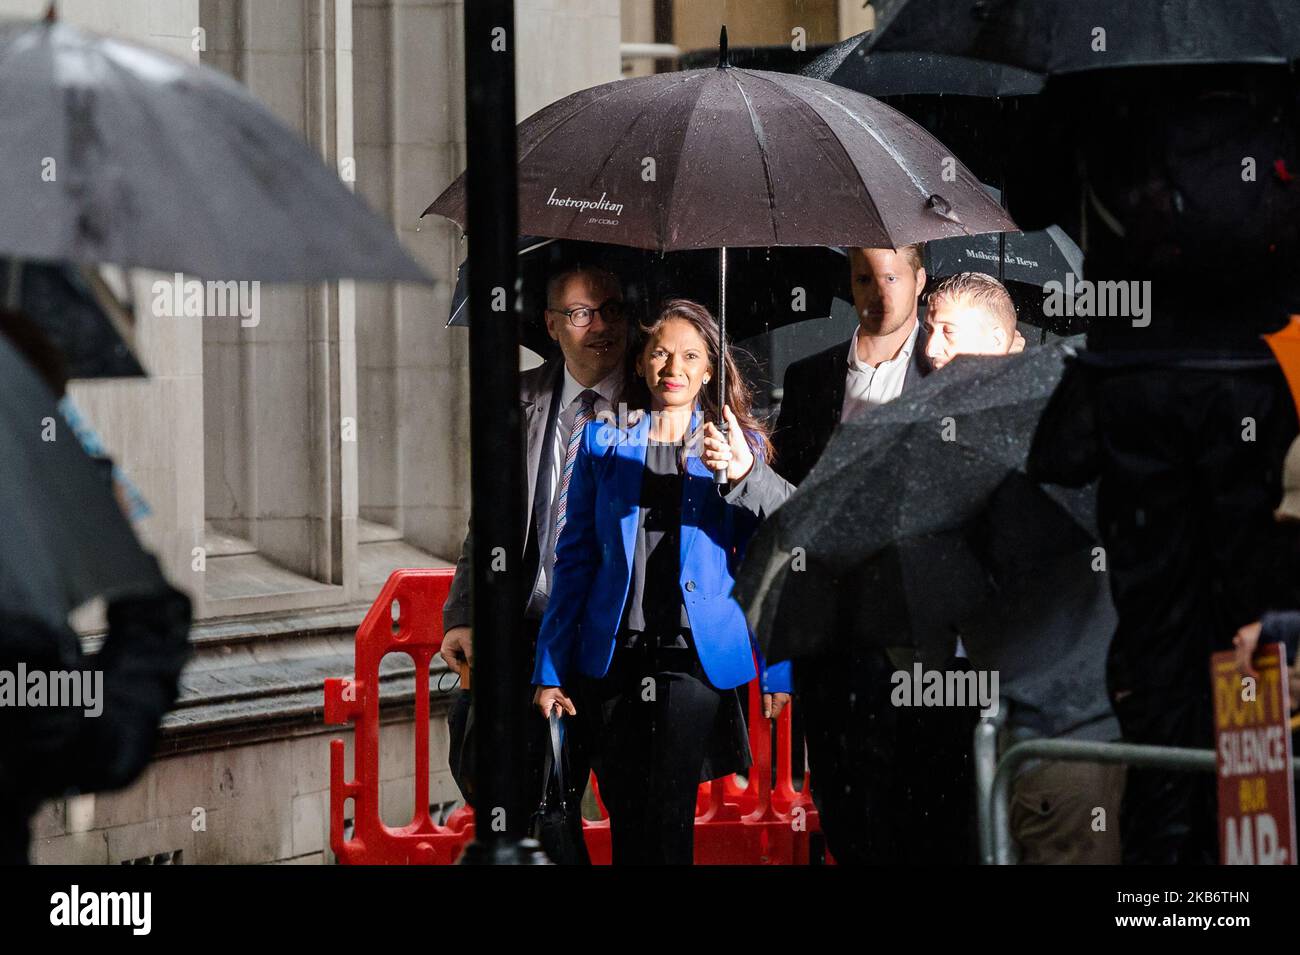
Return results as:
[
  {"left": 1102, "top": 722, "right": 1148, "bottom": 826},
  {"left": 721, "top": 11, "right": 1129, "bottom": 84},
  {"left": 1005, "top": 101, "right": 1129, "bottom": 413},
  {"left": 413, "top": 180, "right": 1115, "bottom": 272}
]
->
[{"left": 714, "top": 245, "right": 728, "bottom": 486}]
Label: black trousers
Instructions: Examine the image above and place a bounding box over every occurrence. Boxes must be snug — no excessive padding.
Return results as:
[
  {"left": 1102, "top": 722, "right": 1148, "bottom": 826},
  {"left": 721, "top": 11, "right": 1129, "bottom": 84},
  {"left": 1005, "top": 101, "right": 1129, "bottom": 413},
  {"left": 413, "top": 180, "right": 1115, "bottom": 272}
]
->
[
  {"left": 446, "top": 618, "right": 590, "bottom": 837},
  {"left": 796, "top": 647, "right": 979, "bottom": 864},
  {"left": 1111, "top": 685, "right": 1218, "bottom": 865},
  {"left": 577, "top": 637, "right": 726, "bottom": 865}
]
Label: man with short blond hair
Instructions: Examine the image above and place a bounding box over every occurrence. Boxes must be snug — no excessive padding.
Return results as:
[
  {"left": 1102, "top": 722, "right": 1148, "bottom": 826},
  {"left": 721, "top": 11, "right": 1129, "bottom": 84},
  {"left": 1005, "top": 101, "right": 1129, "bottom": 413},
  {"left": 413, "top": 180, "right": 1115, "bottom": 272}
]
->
[
  {"left": 924, "top": 271, "right": 1024, "bottom": 371},
  {"left": 774, "top": 243, "right": 930, "bottom": 485}
]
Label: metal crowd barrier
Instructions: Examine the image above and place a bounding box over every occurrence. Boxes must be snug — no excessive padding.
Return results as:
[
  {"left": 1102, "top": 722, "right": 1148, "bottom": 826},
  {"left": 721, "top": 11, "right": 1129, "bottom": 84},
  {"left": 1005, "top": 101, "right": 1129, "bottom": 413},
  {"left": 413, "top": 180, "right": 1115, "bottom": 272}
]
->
[{"left": 976, "top": 714, "right": 1300, "bottom": 864}]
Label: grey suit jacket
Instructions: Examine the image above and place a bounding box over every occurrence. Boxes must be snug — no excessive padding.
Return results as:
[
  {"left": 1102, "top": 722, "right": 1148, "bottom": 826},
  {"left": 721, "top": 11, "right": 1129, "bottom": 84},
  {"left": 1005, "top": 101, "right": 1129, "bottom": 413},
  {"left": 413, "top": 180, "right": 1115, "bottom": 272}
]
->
[{"left": 442, "top": 359, "right": 566, "bottom": 632}]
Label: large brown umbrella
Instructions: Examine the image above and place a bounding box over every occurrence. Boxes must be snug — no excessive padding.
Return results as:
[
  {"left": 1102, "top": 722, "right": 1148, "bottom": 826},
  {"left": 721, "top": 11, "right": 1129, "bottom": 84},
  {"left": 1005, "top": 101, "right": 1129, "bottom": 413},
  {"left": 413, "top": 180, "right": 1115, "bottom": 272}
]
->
[
  {"left": 426, "top": 30, "right": 1012, "bottom": 251},
  {"left": 426, "top": 28, "right": 1015, "bottom": 477}
]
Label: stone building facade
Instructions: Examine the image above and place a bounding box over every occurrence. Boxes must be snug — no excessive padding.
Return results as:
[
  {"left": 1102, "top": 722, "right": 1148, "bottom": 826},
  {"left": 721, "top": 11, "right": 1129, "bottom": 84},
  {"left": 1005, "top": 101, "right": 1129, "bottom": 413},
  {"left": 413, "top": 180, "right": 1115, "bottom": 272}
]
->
[{"left": 7, "top": 0, "right": 859, "bottom": 864}]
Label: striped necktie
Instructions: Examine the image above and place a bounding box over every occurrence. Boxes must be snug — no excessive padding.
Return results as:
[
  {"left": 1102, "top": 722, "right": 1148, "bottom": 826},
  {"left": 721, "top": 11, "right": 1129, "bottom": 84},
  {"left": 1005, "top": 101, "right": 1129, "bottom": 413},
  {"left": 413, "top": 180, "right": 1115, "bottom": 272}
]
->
[{"left": 554, "top": 389, "right": 598, "bottom": 542}]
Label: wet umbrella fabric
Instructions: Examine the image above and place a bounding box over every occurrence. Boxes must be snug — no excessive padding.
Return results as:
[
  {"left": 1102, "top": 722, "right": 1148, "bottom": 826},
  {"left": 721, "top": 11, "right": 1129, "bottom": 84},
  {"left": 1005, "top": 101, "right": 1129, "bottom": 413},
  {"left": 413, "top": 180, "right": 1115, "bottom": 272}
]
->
[
  {"left": 927, "top": 220, "right": 1082, "bottom": 291},
  {"left": 806, "top": 470, "right": 1099, "bottom": 671},
  {"left": 424, "top": 57, "right": 1015, "bottom": 251},
  {"left": 0, "top": 18, "right": 429, "bottom": 283},
  {"left": 734, "top": 340, "right": 1090, "bottom": 664},
  {"left": 0, "top": 334, "right": 166, "bottom": 632},
  {"left": 866, "top": 0, "right": 1300, "bottom": 75},
  {"left": 0, "top": 261, "right": 143, "bottom": 379},
  {"left": 804, "top": 29, "right": 1044, "bottom": 97}
]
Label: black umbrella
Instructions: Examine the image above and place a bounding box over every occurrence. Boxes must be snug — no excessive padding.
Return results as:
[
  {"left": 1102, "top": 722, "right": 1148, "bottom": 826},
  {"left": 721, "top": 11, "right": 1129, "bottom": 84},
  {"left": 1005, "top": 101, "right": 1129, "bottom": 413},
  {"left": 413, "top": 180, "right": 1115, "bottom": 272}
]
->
[
  {"left": 0, "top": 16, "right": 429, "bottom": 284},
  {"left": 734, "top": 340, "right": 1091, "bottom": 664},
  {"left": 428, "top": 26, "right": 1014, "bottom": 481},
  {"left": 801, "top": 33, "right": 1073, "bottom": 332},
  {"left": 427, "top": 29, "right": 1011, "bottom": 252},
  {"left": 925, "top": 200, "right": 1086, "bottom": 333},
  {"left": 866, "top": 0, "right": 1300, "bottom": 75},
  {"left": 805, "top": 29, "right": 1045, "bottom": 97},
  {"left": 951, "top": 473, "right": 1116, "bottom": 738},
  {"left": 445, "top": 236, "right": 852, "bottom": 354},
  {"left": 928, "top": 221, "right": 1082, "bottom": 290},
  {"left": 1, "top": 260, "right": 142, "bottom": 379},
  {"left": 0, "top": 333, "right": 167, "bottom": 632}
]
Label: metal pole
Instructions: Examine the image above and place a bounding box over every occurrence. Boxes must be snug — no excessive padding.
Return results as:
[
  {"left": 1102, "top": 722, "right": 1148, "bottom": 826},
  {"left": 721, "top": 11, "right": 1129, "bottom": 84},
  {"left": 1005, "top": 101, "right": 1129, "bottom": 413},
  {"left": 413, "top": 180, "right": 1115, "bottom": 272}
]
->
[
  {"left": 458, "top": 0, "right": 545, "bottom": 865},
  {"left": 987, "top": 738, "right": 1300, "bottom": 865},
  {"left": 972, "top": 705, "right": 1007, "bottom": 865}
]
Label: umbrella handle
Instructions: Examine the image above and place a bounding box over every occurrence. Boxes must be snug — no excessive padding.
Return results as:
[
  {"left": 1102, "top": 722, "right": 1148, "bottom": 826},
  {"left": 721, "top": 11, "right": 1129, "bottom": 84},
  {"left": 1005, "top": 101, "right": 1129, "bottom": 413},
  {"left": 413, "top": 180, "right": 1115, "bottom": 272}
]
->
[{"left": 713, "top": 419, "right": 729, "bottom": 487}]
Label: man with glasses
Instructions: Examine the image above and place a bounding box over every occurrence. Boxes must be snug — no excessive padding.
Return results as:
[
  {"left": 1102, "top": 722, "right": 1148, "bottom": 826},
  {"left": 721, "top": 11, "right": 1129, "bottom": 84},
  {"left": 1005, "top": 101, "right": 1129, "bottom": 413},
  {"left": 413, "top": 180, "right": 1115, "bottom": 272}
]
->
[{"left": 441, "top": 265, "right": 627, "bottom": 858}]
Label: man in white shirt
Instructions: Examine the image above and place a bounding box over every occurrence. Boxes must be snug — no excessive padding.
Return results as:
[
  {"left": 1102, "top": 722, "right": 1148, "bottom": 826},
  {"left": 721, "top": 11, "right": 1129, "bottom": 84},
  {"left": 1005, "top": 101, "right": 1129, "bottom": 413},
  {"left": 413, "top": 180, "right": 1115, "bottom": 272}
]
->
[
  {"left": 774, "top": 244, "right": 930, "bottom": 484},
  {"left": 839, "top": 246, "right": 930, "bottom": 423},
  {"left": 440, "top": 265, "right": 627, "bottom": 837},
  {"left": 773, "top": 244, "right": 992, "bottom": 864}
]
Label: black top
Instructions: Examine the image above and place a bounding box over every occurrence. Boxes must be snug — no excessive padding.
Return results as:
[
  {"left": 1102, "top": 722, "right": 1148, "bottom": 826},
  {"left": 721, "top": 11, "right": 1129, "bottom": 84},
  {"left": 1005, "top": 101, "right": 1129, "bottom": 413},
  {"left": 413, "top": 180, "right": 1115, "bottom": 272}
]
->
[{"left": 619, "top": 439, "right": 691, "bottom": 641}]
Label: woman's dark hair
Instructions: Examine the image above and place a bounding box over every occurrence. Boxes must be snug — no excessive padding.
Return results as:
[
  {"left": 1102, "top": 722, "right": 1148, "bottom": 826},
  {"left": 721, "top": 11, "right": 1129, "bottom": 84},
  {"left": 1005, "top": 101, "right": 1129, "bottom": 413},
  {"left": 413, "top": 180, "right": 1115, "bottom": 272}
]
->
[{"left": 618, "top": 298, "right": 774, "bottom": 463}]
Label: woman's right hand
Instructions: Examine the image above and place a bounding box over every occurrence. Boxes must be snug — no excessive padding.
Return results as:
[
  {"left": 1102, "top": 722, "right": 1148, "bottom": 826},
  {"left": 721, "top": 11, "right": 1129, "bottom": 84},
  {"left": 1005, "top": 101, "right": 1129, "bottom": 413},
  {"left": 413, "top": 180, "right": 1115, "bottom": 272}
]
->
[{"left": 533, "top": 685, "right": 577, "bottom": 718}]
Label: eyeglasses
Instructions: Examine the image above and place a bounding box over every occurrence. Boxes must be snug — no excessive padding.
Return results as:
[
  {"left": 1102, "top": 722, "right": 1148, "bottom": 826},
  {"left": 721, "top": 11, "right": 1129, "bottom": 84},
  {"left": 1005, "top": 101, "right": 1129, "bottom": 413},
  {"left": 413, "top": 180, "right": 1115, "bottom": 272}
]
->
[{"left": 546, "top": 299, "right": 625, "bottom": 328}]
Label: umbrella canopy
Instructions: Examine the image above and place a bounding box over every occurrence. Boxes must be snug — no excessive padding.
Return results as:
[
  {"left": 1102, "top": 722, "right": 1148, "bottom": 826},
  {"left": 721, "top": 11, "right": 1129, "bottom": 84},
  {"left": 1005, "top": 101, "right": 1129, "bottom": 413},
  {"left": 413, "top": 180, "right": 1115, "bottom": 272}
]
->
[
  {"left": 0, "top": 16, "right": 429, "bottom": 284},
  {"left": 805, "top": 29, "right": 1045, "bottom": 97},
  {"left": 445, "top": 237, "right": 852, "bottom": 353},
  {"left": 0, "top": 333, "right": 167, "bottom": 632},
  {"left": 734, "top": 339, "right": 1091, "bottom": 663},
  {"left": 953, "top": 475, "right": 1117, "bottom": 739},
  {"left": 1264, "top": 315, "right": 1300, "bottom": 414},
  {"left": 805, "top": 470, "right": 1099, "bottom": 670},
  {"left": 928, "top": 222, "right": 1081, "bottom": 290},
  {"left": 866, "top": 0, "right": 1300, "bottom": 75},
  {"left": 424, "top": 39, "right": 1015, "bottom": 251},
  {"left": 0, "top": 260, "right": 142, "bottom": 378}
]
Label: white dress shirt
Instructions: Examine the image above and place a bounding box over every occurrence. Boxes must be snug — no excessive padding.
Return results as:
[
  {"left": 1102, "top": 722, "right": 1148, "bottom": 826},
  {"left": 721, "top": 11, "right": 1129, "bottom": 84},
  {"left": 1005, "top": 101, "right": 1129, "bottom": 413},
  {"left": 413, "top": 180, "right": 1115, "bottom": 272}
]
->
[
  {"left": 839, "top": 319, "right": 921, "bottom": 423},
  {"left": 525, "top": 364, "right": 622, "bottom": 618}
]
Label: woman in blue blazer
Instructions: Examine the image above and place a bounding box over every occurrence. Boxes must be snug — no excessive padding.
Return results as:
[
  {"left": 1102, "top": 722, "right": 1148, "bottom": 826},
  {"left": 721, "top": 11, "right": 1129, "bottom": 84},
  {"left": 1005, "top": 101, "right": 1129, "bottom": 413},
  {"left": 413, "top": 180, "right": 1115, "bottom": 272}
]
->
[{"left": 532, "top": 299, "right": 794, "bottom": 864}]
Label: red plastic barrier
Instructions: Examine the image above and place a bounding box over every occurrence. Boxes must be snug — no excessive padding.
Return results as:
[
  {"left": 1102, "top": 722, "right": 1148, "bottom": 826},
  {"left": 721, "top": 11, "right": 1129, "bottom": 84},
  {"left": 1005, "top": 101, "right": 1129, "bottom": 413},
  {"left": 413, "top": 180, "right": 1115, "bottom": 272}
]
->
[
  {"left": 326, "top": 568, "right": 825, "bottom": 865},
  {"left": 689, "top": 680, "right": 824, "bottom": 864},
  {"left": 325, "top": 567, "right": 476, "bottom": 864}
]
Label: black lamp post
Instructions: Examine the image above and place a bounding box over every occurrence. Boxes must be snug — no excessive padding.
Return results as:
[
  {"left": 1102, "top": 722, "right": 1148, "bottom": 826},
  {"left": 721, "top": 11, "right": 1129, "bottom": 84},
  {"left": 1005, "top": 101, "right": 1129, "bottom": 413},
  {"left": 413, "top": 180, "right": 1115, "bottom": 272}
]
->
[{"left": 457, "top": 0, "right": 547, "bottom": 865}]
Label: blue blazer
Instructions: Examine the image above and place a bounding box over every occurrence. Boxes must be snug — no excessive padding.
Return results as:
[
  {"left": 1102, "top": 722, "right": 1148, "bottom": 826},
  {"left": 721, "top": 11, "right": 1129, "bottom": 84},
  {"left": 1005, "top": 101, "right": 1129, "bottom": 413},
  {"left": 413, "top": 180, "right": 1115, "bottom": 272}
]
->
[{"left": 533, "top": 407, "right": 792, "bottom": 694}]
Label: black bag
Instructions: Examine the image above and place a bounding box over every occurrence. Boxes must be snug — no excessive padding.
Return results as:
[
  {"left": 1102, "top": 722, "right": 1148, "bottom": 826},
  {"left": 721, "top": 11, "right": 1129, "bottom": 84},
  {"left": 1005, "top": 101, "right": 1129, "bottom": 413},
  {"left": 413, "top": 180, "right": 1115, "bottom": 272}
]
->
[{"left": 529, "top": 711, "right": 590, "bottom": 865}]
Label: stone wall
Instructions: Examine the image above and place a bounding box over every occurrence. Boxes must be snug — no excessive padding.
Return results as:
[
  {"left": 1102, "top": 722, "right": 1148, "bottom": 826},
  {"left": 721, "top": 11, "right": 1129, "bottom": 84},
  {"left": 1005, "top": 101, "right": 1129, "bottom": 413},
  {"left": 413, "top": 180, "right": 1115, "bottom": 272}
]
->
[{"left": 3, "top": 0, "right": 622, "bottom": 865}]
